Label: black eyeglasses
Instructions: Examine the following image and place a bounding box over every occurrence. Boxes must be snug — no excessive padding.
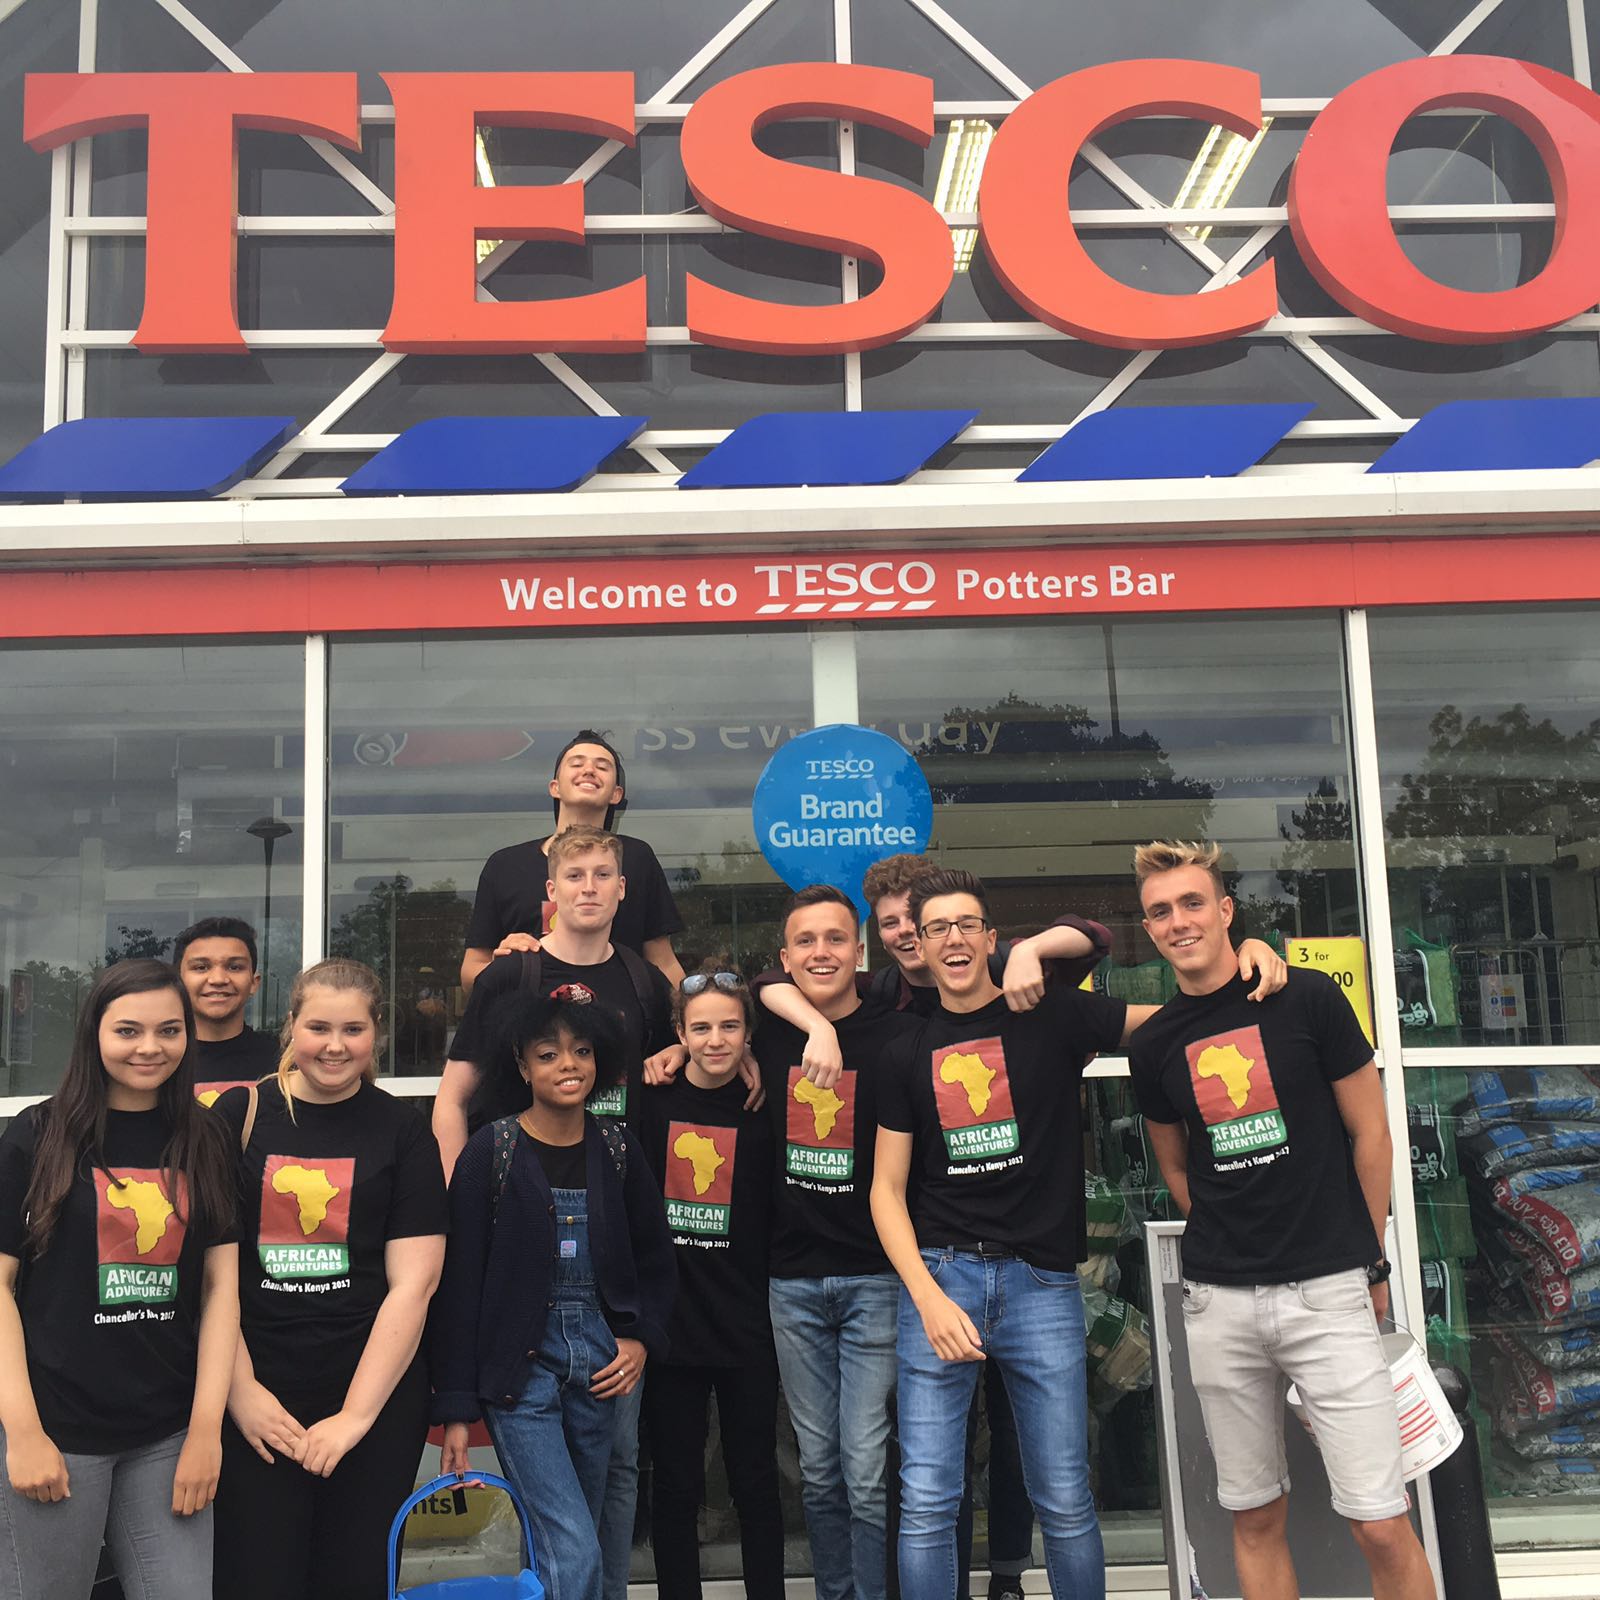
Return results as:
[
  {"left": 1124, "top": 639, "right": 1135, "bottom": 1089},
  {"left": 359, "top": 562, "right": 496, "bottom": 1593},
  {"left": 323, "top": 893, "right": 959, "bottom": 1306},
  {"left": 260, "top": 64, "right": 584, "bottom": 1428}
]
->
[
  {"left": 681, "top": 971, "right": 743, "bottom": 996},
  {"left": 918, "top": 916, "right": 990, "bottom": 940}
]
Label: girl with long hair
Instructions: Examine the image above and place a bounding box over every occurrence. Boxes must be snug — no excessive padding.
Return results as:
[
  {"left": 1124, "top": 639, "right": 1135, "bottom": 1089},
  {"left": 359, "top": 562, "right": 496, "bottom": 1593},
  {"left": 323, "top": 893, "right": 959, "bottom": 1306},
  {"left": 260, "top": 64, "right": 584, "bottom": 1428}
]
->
[
  {"left": 210, "top": 958, "right": 447, "bottom": 1600},
  {"left": 0, "top": 958, "right": 238, "bottom": 1600},
  {"left": 432, "top": 991, "right": 675, "bottom": 1600},
  {"left": 639, "top": 964, "right": 782, "bottom": 1600}
]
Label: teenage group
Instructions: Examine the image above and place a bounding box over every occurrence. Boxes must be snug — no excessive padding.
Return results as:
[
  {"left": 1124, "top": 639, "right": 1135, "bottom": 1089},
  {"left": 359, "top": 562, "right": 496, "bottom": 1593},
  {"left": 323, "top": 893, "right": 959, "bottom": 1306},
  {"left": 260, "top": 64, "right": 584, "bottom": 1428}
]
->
[{"left": 0, "top": 729, "right": 1440, "bottom": 1600}]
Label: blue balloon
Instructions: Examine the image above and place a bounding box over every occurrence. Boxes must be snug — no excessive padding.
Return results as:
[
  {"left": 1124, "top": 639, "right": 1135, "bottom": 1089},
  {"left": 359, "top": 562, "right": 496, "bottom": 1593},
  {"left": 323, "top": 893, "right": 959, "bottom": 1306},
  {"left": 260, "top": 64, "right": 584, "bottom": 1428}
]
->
[{"left": 753, "top": 725, "right": 933, "bottom": 917}]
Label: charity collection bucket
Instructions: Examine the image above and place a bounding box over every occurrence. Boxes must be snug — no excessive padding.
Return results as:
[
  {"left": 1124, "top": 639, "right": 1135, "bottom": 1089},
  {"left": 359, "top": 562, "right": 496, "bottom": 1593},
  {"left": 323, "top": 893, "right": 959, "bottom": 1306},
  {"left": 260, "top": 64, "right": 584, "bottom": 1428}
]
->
[
  {"left": 1286, "top": 1330, "right": 1463, "bottom": 1481},
  {"left": 388, "top": 1472, "right": 546, "bottom": 1599}
]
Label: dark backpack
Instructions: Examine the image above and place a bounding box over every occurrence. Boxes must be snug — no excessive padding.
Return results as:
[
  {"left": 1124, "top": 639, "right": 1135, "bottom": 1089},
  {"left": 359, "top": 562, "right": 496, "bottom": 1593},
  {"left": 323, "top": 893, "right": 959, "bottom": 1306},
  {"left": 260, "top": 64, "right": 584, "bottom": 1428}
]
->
[{"left": 489, "top": 1114, "right": 629, "bottom": 1218}]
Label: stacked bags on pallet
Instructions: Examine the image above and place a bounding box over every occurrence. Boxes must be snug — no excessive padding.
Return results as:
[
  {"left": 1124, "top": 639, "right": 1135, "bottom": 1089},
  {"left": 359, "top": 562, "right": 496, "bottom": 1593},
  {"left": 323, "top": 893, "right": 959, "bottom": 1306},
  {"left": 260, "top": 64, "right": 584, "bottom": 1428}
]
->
[{"left": 1454, "top": 1067, "right": 1600, "bottom": 1494}]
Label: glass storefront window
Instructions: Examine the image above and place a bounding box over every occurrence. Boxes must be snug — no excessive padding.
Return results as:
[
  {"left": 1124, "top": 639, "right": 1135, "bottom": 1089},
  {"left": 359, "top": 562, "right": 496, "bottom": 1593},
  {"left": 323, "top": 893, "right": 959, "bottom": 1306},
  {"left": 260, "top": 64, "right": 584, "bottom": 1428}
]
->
[
  {"left": 0, "top": 642, "right": 306, "bottom": 1094},
  {"left": 854, "top": 612, "right": 1361, "bottom": 1561},
  {"left": 325, "top": 629, "right": 813, "bottom": 1078},
  {"left": 1376, "top": 608, "right": 1600, "bottom": 1539},
  {"left": 1408, "top": 1063, "right": 1600, "bottom": 1542},
  {"left": 1370, "top": 608, "right": 1600, "bottom": 1048}
]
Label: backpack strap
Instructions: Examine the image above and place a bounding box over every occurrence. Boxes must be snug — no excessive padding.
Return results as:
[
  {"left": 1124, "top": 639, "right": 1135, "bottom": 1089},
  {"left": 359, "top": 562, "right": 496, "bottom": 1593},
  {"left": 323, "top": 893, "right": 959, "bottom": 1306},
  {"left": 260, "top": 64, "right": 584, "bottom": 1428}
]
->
[
  {"left": 598, "top": 1118, "right": 629, "bottom": 1181},
  {"left": 614, "top": 944, "right": 659, "bottom": 1036},
  {"left": 239, "top": 1082, "right": 260, "bottom": 1154},
  {"left": 519, "top": 949, "right": 543, "bottom": 993},
  {"left": 489, "top": 1114, "right": 521, "bottom": 1218}
]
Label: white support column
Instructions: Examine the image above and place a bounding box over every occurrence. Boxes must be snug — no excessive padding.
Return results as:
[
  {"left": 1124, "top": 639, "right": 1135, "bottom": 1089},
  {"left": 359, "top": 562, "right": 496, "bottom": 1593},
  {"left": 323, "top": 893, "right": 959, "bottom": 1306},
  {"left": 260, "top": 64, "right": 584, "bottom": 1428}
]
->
[
  {"left": 301, "top": 635, "right": 329, "bottom": 970},
  {"left": 810, "top": 623, "right": 860, "bottom": 726},
  {"left": 1343, "top": 606, "right": 1444, "bottom": 1590},
  {"left": 811, "top": 621, "right": 866, "bottom": 956}
]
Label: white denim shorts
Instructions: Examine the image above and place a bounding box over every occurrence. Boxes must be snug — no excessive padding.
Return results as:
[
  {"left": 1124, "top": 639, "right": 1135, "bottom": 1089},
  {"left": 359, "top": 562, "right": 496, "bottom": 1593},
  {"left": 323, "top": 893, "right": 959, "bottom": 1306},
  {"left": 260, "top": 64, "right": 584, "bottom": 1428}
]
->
[{"left": 1181, "top": 1268, "right": 1408, "bottom": 1522}]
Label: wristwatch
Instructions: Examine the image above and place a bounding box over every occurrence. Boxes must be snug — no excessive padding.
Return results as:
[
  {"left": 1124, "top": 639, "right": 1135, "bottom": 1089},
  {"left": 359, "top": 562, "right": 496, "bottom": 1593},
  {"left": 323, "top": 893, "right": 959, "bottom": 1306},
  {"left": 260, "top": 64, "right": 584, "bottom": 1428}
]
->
[{"left": 1366, "top": 1257, "right": 1392, "bottom": 1286}]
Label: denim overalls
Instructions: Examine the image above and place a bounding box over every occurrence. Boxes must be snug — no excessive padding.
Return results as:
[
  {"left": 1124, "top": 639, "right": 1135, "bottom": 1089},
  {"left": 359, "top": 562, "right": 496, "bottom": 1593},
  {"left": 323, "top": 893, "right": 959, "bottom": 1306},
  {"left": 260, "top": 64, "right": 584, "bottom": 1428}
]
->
[{"left": 483, "top": 1184, "right": 619, "bottom": 1600}]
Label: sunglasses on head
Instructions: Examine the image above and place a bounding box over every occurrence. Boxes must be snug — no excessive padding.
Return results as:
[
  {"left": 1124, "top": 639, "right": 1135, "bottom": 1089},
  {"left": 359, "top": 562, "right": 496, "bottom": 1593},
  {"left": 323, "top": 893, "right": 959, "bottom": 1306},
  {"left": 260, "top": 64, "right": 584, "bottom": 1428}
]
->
[{"left": 680, "top": 971, "right": 743, "bottom": 997}]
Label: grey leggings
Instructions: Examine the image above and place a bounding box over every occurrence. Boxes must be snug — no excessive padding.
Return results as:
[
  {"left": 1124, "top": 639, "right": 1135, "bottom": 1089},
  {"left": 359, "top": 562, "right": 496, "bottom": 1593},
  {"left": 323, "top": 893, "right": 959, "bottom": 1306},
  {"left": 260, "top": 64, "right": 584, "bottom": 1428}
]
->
[{"left": 0, "top": 1429, "right": 211, "bottom": 1600}]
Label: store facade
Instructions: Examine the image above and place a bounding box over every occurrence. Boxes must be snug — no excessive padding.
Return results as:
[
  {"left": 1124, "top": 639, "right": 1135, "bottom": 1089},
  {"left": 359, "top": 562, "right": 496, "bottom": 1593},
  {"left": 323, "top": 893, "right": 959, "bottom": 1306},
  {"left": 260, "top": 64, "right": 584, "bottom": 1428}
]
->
[{"left": 3, "top": 0, "right": 1600, "bottom": 1589}]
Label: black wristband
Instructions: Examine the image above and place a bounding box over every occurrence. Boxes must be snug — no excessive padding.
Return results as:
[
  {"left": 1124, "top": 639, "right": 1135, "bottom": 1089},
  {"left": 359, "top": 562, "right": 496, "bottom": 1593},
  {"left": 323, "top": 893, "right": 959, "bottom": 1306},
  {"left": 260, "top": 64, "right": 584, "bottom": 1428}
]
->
[{"left": 1366, "top": 1257, "right": 1392, "bottom": 1286}]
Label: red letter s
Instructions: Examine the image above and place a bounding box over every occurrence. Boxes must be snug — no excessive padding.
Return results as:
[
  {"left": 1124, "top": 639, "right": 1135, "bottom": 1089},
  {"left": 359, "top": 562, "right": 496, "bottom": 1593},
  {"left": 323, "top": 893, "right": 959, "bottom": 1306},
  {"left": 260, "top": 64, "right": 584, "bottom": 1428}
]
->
[{"left": 681, "top": 64, "right": 952, "bottom": 355}]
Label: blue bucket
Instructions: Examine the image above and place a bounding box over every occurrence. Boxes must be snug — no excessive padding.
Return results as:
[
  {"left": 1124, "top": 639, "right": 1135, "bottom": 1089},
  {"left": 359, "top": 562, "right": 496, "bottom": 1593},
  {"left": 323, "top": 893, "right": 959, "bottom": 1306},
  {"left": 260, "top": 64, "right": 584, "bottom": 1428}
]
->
[{"left": 388, "top": 1473, "right": 546, "bottom": 1599}]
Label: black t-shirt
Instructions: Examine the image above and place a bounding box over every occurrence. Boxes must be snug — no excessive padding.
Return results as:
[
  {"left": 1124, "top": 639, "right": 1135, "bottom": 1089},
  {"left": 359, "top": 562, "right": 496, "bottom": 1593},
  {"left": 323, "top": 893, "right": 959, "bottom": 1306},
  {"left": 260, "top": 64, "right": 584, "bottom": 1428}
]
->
[
  {"left": 464, "top": 834, "right": 682, "bottom": 959},
  {"left": 875, "top": 987, "right": 1128, "bottom": 1271},
  {"left": 450, "top": 949, "right": 674, "bottom": 1124},
  {"left": 194, "top": 1027, "right": 280, "bottom": 1099},
  {"left": 639, "top": 1076, "right": 774, "bottom": 1366},
  {"left": 529, "top": 1134, "right": 586, "bottom": 1190},
  {"left": 1127, "top": 968, "right": 1377, "bottom": 1286},
  {"left": 755, "top": 1000, "right": 920, "bottom": 1279},
  {"left": 0, "top": 1105, "right": 233, "bottom": 1454},
  {"left": 214, "top": 1081, "right": 449, "bottom": 1396}
]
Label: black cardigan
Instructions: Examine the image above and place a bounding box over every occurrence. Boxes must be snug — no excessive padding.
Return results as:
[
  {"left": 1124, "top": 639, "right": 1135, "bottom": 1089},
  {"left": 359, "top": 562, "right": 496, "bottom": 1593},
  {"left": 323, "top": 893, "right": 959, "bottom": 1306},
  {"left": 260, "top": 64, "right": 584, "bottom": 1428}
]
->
[{"left": 428, "top": 1115, "right": 676, "bottom": 1424}]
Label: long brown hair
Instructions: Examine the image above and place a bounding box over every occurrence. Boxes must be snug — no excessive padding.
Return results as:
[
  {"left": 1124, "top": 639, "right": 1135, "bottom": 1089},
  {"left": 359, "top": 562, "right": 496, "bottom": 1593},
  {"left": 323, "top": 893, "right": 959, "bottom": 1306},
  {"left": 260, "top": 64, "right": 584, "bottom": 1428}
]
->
[
  {"left": 274, "top": 958, "right": 384, "bottom": 1120},
  {"left": 25, "top": 959, "right": 234, "bottom": 1256}
]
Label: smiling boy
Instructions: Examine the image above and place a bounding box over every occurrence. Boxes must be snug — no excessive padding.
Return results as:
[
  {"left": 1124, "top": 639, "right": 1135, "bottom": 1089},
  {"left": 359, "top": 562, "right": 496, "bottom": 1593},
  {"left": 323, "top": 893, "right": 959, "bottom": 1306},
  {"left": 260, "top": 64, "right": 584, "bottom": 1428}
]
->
[{"left": 1127, "top": 840, "right": 1433, "bottom": 1600}]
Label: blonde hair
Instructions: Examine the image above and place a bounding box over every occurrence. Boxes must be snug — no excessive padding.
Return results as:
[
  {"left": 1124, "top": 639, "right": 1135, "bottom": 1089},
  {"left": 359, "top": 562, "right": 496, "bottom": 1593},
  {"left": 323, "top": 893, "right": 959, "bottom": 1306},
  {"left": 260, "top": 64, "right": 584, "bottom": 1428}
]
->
[
  {"left": 276, "top": 957, "right": 384, "bottom": 1118},
  {"left": 1132, "top": 840, "right": 1227, "bottom": 896},
  {"left": 546, "top": 825, "right": 623, "bottom": 874}
]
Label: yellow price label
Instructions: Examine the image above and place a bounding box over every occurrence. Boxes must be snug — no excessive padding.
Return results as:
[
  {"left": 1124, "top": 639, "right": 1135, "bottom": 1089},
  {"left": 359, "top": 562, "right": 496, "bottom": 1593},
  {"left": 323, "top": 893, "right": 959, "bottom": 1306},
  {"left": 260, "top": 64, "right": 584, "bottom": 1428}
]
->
[{"left": 1285, "top": 937, "right": 1374, "bottom": 1047}]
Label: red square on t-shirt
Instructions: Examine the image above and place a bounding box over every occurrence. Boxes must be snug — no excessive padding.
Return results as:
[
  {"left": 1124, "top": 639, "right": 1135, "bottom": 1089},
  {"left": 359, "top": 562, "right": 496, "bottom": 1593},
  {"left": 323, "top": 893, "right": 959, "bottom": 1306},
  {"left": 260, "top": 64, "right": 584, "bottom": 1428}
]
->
[
  {"left": 663, "top": 1122, "right": 736, "bottom": 1207},
  {"left": 786, "top": 1068, "right": 856, "bottom": 1150},
  {"left": 1183, "top": 1024, "right": 1279, "bottom": 1129},
  {"left": 930, "top": 1037, "right": 1016, "bottom": 1132},
  {"left": 96, "top": 1169, "right": 186, "bottom": 1266}
]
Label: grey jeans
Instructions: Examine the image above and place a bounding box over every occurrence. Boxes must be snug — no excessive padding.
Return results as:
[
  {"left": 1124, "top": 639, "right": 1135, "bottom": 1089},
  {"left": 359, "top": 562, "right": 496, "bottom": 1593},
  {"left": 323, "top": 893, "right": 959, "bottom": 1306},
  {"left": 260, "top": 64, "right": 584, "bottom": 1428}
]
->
[{"left": 0, "top": 1429, "right": 211, "bottom": 1600}]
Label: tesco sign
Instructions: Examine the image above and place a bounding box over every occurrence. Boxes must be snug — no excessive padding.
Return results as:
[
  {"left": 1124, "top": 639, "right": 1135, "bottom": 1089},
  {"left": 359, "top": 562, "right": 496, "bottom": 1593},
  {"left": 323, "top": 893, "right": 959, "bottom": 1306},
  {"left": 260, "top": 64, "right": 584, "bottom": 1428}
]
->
[{"left": 23, "top": 55, "right": 1600, "bottom": 357}]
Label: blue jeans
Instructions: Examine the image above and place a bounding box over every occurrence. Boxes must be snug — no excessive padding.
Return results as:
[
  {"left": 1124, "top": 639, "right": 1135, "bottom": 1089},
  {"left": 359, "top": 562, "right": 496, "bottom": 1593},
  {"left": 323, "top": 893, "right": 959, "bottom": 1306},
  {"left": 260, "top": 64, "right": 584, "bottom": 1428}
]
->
[
  {"left": 0, "top": 1429, "right": 210, "bottom": 1600},
  {"left": 897, "top": 1251, "right": 1103, "bottom": 1600},
  {"left": 597, "top": 1379, "right": 644, "bottom": 1600},
  {"left": 769, "top": 1272, "right": 899, "bottom": 1600}
]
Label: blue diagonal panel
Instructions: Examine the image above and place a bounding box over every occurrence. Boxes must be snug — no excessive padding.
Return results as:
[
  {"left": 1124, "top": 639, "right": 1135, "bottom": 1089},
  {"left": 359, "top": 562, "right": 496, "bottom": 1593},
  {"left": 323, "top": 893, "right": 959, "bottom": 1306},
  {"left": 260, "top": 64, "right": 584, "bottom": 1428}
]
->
[
  {"left": 0, "top": 416, "right": 296, "bottom": 503},
  {"left": 340, "top": 416, "right": 649, "bottom": 496},
  {"left": 1018, "top": 403, "right": 1313, "bottom": 483},
  {"left": 679, "top": 410, "right": 977, "bottom": 489},
  {"left": 1370, "top": 398, "right": 1600, "bottom": 474}
]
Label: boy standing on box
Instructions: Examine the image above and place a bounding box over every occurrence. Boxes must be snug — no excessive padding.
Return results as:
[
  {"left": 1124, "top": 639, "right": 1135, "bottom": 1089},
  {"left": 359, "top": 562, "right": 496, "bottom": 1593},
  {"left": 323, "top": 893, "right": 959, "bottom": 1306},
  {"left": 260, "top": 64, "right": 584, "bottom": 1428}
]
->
[{"left": 1128, "top": 840, "right": 1434, "bottom": 1600}]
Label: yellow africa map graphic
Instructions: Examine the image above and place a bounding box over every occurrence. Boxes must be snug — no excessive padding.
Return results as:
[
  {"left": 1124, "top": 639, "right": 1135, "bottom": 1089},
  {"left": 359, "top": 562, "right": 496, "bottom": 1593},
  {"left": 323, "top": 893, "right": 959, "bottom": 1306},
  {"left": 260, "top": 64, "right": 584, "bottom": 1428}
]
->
[
  {"left": 786, "top": 1068, "right": 857, "bottom": 1183},
  {"left": 108, "top": 1180, "right": 173, "bottom": 1254},
  {"left": 672, "top": 1129, "right": 726, "bottom": 1196},
  {"left": 96, "top": 1169, "right": 186, "bottom": 1306},
  {"left": 795, "top": 1080, "right": 843, "bottom": 1137},
  {"left": 664, "top": 1120, "right": 736, "bottom": 1237},
  {"left": 272, "top": 1164, "right": 341, "bottom": 1234},
  {"left": 259, "top": 1154, "right": 354, "bottom": 1278},
  {"left": 1183, "top": 1024, "right": 1286, "bottom": 1161},
  {"left": 940, "top": 1051, "right": 995, "bottom": 1115}
]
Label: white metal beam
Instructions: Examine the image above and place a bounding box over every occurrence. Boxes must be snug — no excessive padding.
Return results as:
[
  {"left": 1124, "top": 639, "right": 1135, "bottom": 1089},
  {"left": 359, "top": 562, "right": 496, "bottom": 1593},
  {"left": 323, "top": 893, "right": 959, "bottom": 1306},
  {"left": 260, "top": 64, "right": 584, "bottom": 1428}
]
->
[{"left": 5, "top": 466, "right": 1600, "bottom": 565}]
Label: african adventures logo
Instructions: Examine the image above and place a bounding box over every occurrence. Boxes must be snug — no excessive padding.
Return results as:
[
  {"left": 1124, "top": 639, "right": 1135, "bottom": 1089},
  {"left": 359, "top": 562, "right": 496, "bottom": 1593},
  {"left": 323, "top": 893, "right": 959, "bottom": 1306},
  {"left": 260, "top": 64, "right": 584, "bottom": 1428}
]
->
[
  {"left": 931, "top": 1037, "right": 1019, "bottom": 1161},
  {"left": 258, "top": 1154, "right": 354, "bottom": 1278},
  {"left": 663, "top": 1121, "right": 736, "bottom": 1237},
  {"left": 1184, "top": 1024, "right": 1286, "bottom": 1158},
  {"left": 96, "top": 1169, "right": 185, "bottom": 1306},
  {"left": 786, "top": 1067, "right": 856, "bottom": 1183}
]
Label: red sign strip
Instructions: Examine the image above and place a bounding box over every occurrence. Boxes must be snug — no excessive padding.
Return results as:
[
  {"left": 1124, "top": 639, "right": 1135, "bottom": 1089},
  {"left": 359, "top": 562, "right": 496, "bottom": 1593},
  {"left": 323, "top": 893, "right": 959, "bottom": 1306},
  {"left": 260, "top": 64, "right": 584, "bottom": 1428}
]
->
[{"left": 3, "top": 534, "right": 1599, "bottom": 640}]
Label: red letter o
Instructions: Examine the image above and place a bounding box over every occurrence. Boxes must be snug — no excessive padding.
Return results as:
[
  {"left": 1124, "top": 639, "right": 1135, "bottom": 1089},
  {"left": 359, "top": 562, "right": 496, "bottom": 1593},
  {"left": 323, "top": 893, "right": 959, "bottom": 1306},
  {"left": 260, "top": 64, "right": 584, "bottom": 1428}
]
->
[{"left": 1290, "top": 55, "right": 1600, "bottom": 343}]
